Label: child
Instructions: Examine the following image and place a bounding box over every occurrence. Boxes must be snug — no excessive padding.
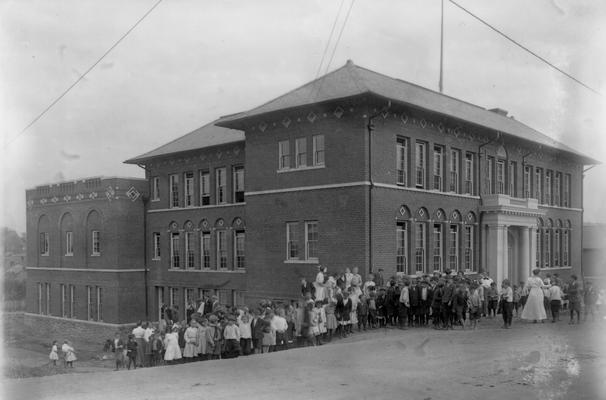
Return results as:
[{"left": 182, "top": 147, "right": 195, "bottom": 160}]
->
[
  {"left": 49, "top": 341, "right": 59, "bottom": 366},
  {"left": 183, "top": 321, "right": 199, "bottom": 362},
  {"left": 357, "top": 294, "right": 369, "bottom": 331},
  {"left": 61, "top": 341, "right": 76, "bottom": 368},
  {"left": 583, "top": 281, "right": 598, "bottom": 322},
  {"left": 367, "top": 291, "right": 377, "bottom": 329},
  {"left": 549, "top": 280, "right": 563, "bottom": 323},
  {"left": 223, "top": 316, "right": 241, "bottom": 358},
  {"left": 113, "top": 333, "right": 125, "bottom": 370},
  {"left": 566, "top": 275, "right": 581, "bottom": 324},
  {"left": 311, "top": 301, "right": 323, "bottom": 345},
  {"left": 467, "top": 283, "right": 481, "bottom": 330},
  {"left": 451, "top": 285, "right": 467, "bottom": 329},
  {"left": 324, "top": 299, "right": 338, "bottom": 342},
  {"left": 238, "top": 314, "right": 252, "bottom": 356},
  {"left": 500, "top": 279, "right": 514, "bottom": 329},
  {"left": 151, "top": 332, "right": 164, "bottom": 366},
  {"left": 126, "top": 334, "right": 138, "bottom": 370},
  {"left": 513, "top": 285, "right": 522, "bottom": 317},
  {"left": 486, "top": 283, "right": 499, "bottom": 318}
]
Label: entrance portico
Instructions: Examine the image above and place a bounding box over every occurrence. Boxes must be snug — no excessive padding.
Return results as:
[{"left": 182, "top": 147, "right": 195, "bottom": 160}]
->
[{"left": 480, "top": 194, "right": 545, "bottom": 285}]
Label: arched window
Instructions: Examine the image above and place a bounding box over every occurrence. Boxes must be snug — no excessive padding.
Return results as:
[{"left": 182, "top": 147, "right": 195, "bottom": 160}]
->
[
  {"left": 536, "top": 218, "right": 544, "bottom": 268},
  {"left": 168, "top": 221, "right": 180, "bottom": 269},
  {"left": 232, "top": 218, "right": 245, "bottom": 269},
  {"left": 464, "top": 212, "right": 476, "bottom": 271},
  {"left": 554, "top": 220, "right": 563, "bottom": 267},
  {"left": 544, "top": 219, "right": 553, "bottom": 268},
  {"left": 86, "top": 210, "right": 102, "bottom": 256},
  {"left": 60, "top": 213, "right": 74, "bottom": 257},
  {"left": 396, "top": 206, "right": 411, "bottom": 273},
  {"left": 563, "top": 220, "right": 572, "bottom": 266},
  {"left": 414, "top": 207, "right": 429, "bottom": 273},
  {"left": 449, "top": 210, "right": 462, "bottom": 271},
  {"left": 215, "top": 219, "right": 227, "bottom": 270},
  {"left": 199, "top": 219, "right": 211, "bottom": 269},
  {"left": 184, "top": 221, "right": 195, "bottom": 269},
  {"left": 432, "top": 209, "right": 446, "bottom": 271}
]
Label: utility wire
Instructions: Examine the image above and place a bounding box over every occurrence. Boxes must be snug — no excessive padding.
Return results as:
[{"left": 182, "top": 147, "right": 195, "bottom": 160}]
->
[
  {"left": 314, "top": 0, "right": 346, "bottom": 80},
  {"left": 448, "top": 0, "right": 602, "bottom": 96},
  {"left": 5, "top": 0, "right": 164, "bottom": 148},
  {"left": 312, "top": 0, "right": 356, "bottom": 101},
  {"left": 325, "top": 0, "right": 356, "bottom": 75}
]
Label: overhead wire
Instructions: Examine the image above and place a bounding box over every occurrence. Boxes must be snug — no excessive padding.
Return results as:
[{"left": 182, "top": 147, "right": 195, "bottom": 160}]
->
[
  {"left": 5, "top": 0, "right": 165, "bottom": 148},
  {"left": 314, "top": 0, "right": 346, "bottom": 80},
  {"left": 448, "top": 0, "right": 601, "bottom": 96}
]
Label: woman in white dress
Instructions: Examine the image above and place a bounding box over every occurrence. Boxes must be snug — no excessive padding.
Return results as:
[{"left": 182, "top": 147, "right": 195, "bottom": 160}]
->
[
  {"left": 521, "top": 269, "right": 547, "bottom": 322},
  {"left": 163, "top": 326, "right": 182, "bottom": 363},
  {"left": 313, "top": 266, "right": 327, "bottom": 301}
]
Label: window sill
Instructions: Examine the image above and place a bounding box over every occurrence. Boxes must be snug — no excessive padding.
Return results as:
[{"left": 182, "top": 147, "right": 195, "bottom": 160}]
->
[
  {"left": 277, "top": 165, "right": 325, "bottom": 174},
  {"left": 283, "top": 259, "right": 319, "bottom": 264},
  {"left": 168, "top": 268, "right": 246, "bottom": 273},
  {"left": 152, "top": 257, "right": 161, "bottom": 261},
  {"left": 539, "top": 266, "right": 572, "bottom": 270},
  {"left": 41, "top": 254, "right": 49, "bottom": 257},
  {"left": 151, "top": 199, "right": 160, "bottom": 202},
  {"left": 65, "top": 254, "right": 73, "bottom": 257},
  {"left": 91, "top": 253, "right": 100, "bottom": 257}
]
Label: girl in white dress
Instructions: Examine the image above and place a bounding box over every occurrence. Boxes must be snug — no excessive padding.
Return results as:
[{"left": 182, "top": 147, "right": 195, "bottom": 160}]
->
[
  {"left": 182, "top": 322, "right": 198, "bottom": 361},
  {"left": 313, "top": 266, "right": 327, "bottom": 301},
  {"left": 521, "top": 269, "right": 547, "bottom": 322},
  {"left": 49, "top": 341, "right": 59, "bottom": 366},
  {"left": 163, "top": 326, "right": 182, "bottom": 363},
  {"left": 62, "top": 341, "right": 77, "bottom": 368}
]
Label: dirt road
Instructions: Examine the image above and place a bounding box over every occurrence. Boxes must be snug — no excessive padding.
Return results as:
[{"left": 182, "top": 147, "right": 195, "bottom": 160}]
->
[{"left": 3, "top": 320, "right": 605, "bottom": 400}]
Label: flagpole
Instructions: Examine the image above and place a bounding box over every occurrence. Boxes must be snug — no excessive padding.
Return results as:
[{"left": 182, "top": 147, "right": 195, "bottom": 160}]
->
[{"left": 439, "top": 0, "right": 444, "bottom": 93}]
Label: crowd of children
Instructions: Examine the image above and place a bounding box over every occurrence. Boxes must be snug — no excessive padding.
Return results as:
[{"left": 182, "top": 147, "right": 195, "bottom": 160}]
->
[{"left": 49, "top": 267, "right": 606, "bottom": 371}]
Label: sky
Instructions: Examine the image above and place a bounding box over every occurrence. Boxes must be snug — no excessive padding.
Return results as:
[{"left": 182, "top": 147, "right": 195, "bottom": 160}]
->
[{"left": 1, "top": 0, "right": 606, "bottom": 234}]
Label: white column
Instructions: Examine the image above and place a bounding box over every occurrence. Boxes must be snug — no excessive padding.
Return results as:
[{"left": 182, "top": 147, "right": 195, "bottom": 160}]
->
[
  {"left": 497, "top": 225, "right": 507, "bottom": 286},
  {"left": 486, "top": 225, "right": 498, "bottom": 279},
  {"left": 481, "top": 224, "right": 488, "bottom": 273},
  {"left": 520, "top": 226, "right": 530, "bottom": 284}
]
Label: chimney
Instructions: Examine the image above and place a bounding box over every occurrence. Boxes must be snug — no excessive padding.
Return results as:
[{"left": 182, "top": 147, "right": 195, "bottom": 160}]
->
[{"left": 488, "top": 108, "right": 508, "bottom": 117}]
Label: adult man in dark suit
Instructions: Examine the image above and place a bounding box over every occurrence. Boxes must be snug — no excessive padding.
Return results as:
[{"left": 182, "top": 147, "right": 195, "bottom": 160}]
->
[
  {"left": 210, "top": 295, "right": 221, "bottom": 313},
  {"left": 409, "top": 278, "right": 421, "bottom": 327}
]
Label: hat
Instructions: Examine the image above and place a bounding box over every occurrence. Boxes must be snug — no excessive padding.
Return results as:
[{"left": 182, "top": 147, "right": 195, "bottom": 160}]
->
[{"left": 208, "top": 315, "right": 218, "bottom": 323}]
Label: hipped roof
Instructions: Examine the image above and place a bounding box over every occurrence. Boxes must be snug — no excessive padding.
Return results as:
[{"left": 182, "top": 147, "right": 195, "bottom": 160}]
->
[{"left": 217, "top": 60, "right": 598, "bottom": 164}]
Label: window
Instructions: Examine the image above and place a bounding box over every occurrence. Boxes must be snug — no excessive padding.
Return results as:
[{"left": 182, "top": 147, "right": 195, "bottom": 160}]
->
[
  {"left": 554, "top": 173, "right": 561, "bottom": 206},
  {"left": 65, "top": 232, "right": 73, "bottom": 256},
  {"left": 185, "top": 232, "right": 195, "bottom": 269},
  {"left": 535, "top": 168, "right": 543, "bottom": 202},
  {"left": 201, "top": 233, "right": 211, "bottom": 269},
  {"left": 156, "top": 286, "right": 165, "bottom": 320},
  {"left": 464, "top": 153, "right": 474, "bottom": 195},
  {"left": 563, "top": 174, "right": 571, "bottom": 207},
  {"left": 216, "top": 168, "right": 226, "bottom": 204},
  {"left": 153, "top": 232, "right": 161, "bottom": 260},
  {"left": 313, "top": 135, "right": 325, "bottom": 166},
  {"left": 60, "top": 284, "right": 66, "bottom": 317},
  {"left": 184, "top": 172, "right": 194, "bottom": 207},
  {"left": 234, "top": 231, "right": 245, "bottom": 269},
  {"left": 69, "top": 284, "right": 75, "bottom": 318},
  {"left": 496, "top": 160, "right": 505, "bottom": 194},
  {"left": 544, "top": 229, "right": 551, "bottom": 267},
  {"left": 40, "top": 232, "right": 49, "bottom": 256},
  {"left": 449, "top": 225, "right": 459, "bottom": 270},
  {"left": 185, "top": 288, "right": 194, "bottom": 313},
  {"left": 278, "top": 140, "right": 290, "bottom": 170},
  {"left": 433, "top": 224, "right": 443, "bottom": 271},
  {"left": 37, "top": 283, "right": 42, "bottom": 314},
  {"left": 524, "top": 165, "right": 532, "bottom": 198},
  {"left": 200, "top": 171, "right": 210, "bottom": 206},
  {"left": 486, "top": 157, "right": 494, "bottom": 194},
  {"left": 396, "top": 138, "right": 408, "bottom": 186},
  {"left": 152, "top": 176, "right": 160, "bottom": 201},
  {"left": 305, "top": 221, "right": 319, "bottom": 260},
  {"left": 217, "top": 230, "right": 227, "bottom": 269},
  {"left": 233, "top": 166, "right": 245, "bottom": 203},
  {"left": 396, "top": 222, "right": 408, "bottom": 273},
  {"left": 169, "top": 174, "right": 179, "bottom": 208},
  {"left": 415, "top": 142, "right": 426, "bottom": 189},
  {"left": 433, "top": 146, "right": 443, "bottom": 191},
  {"left": 415, "top": 223, "right": 426, "bottom": 272},
  {"left": 508, "top": 162, "right": 516, "bottom": 197},
  {"left": 563, "top": 230, "right": 570, "bottom": 265},
  {"left": 170, "top": 232, "right": 180, "bottom": 269},
  {"left": 87, "top": 286, "right": 94, "bottom": 320},
  {"left": 464, "top": 225, "right": 474, "bottom": 271},
  {"left": 450, "top": 150, "right": 459, "bottom": 193},
  {"left": 96, "top": 287, "right": 103, "bottom": 321},
  {"left": 295, "top": 137, "right": 307, "bottom": 168},
  {"left": 286, "top": 222, "right": 299, "bottom": 260},
  {"left": 92, "top": 230, "right": 100, "bottom": 255},
  {"left": 536, "top": 228, "right": 542, "bottom": 268},
  {"left": 545, "top": 170, "right": 552, "bottom": 205},
  {"left": 553, "top": 229, "right": 562, "bottom": 267},
  {"left": 169, "top": 287, "right": 178, "bottom": 308}
]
